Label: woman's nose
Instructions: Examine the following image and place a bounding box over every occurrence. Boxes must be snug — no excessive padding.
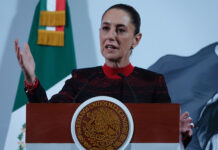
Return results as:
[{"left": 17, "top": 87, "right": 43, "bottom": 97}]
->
[{"left": 107, "top": 29, "right": 117, "bottom": 41}]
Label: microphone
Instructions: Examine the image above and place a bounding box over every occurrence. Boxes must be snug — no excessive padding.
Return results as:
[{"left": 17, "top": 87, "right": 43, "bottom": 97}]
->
[
  {"left": 117, "top": 72, "right": 137, "bottom": 102},
  {"left": 73, "top": 73, "right": 100, "bottom": 102}
]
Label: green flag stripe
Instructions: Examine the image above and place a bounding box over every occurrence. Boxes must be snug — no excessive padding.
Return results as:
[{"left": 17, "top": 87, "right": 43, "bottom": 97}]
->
[
  {"left": 39, "top": 0, "right": 46, "bottom": 30},
  {"left": 39, "top": 26, "right": 46, "bottom": 30},
  {"left": 40, "top": 0, "right": 47, "bottom": 11},
  {"left": 13, "top": 1, "right": 76, "bottom": 111}
]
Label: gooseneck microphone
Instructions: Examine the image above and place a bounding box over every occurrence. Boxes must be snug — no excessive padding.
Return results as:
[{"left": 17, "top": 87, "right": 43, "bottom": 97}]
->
[{"left": 117, "top": 72, "right": 137, "bottom": 102}]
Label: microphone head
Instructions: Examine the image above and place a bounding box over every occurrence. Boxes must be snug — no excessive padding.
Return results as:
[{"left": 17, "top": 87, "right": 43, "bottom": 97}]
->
[{"left": 117, "top": 72, "right": 125, "bottom": 78}]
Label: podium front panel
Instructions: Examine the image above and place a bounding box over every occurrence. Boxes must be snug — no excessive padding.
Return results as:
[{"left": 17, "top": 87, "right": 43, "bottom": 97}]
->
[{"left": 26, "top": 103, "right": 180, "bottom": 149}]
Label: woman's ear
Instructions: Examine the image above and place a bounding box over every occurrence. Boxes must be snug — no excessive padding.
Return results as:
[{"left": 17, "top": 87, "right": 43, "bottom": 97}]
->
[{"left": 132, "top": 33, "right": 142, "bottom": 49}]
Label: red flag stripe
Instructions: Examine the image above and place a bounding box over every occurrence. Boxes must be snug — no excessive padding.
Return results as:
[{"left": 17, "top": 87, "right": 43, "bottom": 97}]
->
[
  {"left": 55, "top": 0, "right": 65, "bottom": 31},
  {"left": 56, "top": 0, "right": 65, "bottom": 10}
]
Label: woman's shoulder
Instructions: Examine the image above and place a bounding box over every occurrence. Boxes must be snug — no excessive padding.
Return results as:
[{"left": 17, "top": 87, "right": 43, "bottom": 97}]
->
[
  {"left": 134, "top": 66, "right": 164, "bottom": 78},
  {"left": 72, "top": 66, "right": 102, "bottom": 72},
  {"left": 71, "top": 66, "right": 103, "bottom": 78}
]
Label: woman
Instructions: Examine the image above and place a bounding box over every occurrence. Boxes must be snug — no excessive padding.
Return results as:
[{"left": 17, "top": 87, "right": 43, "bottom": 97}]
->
[{"left": 15, "top": 3, "right": 193, "bottom": 147}]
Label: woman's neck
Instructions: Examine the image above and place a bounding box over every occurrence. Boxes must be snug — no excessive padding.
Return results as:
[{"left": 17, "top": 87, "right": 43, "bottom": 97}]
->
[
  {"left": 102, "top": 63, "right": 134, "bottom": 79},
  {"left": 105, "top": 59, "right": 130, "bottom": 68}
]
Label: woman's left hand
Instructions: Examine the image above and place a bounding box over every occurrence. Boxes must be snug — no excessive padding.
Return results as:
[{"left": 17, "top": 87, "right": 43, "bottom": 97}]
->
[{"left": 180, "top": 112, "right": 194, "bottom": 136}]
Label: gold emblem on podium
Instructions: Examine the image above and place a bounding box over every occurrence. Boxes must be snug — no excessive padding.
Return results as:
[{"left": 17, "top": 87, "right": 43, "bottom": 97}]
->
[
  {"left": 75, "top": 100, "right": 129, "bottom": 150},
  {"left": 72, "top": 96, "right": 134, "bottom": 150}
]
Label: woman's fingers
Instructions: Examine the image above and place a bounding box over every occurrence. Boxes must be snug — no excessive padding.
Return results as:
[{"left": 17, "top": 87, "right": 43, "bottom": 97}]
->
[
  {"left": 185, "top": 117, "right": 192, "bottom": 124},
  {"left": 14, "top": 39, "right": 28, "bottom": 68},
  {"left": 15, "top": 39, "right": 18, "bottom": 52},
  {"left": 17, "top": 45, "right": 22, "bottom": 65},
  {"left": 181, "top": 112, "right": 189, "bottom": 119},
  {"left": 14, "top": 39, "right": 36, "bottom": 83},
  {"left": 20, "top": 54, "right": 24, "bottom": 69},
  {"left": 15, "top": 39, "right": 23, "bottom": 65},
  {"left": 190, "top": 123, "right": 194, "bottom": 128},
  {"left": 187, "top": 128, "right": 192, "bottom": 136},
  {"left": 180, "top": 112, "right": 194, "bottom": 136},
  {"left": 24, "top": 42, "right": 32, "bottom": 57},
  {"left": 15, "top": 39, "right": 20, "bottom": 59},
  {"left": 181, "top": 112, "right": 191, "bottom": 123},
  {"left": 187, "top": 123, "right": 194, "bottom": 136}
]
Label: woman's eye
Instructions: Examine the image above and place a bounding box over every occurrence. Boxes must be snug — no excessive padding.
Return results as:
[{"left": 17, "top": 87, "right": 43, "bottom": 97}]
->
[
  {"left": 117, "top": 28, "right": 125, "bottom": 33},
  {"left": 102, "top": 26, "right": 109, "bottom": 31}
]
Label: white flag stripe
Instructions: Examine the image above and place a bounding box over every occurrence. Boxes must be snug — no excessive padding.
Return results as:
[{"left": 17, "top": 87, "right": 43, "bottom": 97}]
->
[
  {"left": 4, "top": 106, "right": 26, "bottom": 150},
  {"left": 46, "top": 0, "right": 56, "bottom": 31},
  {"left": 46, "top": 74, "right": 71, "bottom": 99},
  {"left": 47, "top": 0, "right": 56, "bottom": 11},
  {"left": 46, "top": 26, "right": 56, "bottom": 31},
  {"left": 3, "top": 74, "right": 70, "bottom": 150}
]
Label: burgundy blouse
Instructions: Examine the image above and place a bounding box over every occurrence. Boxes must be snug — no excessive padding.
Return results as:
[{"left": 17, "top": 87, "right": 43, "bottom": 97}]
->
[{"left": 27, "top": 64, "right": 171, "bottom": 103}]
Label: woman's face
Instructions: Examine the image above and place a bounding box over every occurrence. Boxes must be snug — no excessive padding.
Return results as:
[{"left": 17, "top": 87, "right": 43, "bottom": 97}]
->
[{"left": 100, "top": 9, "right": 140, "bottom": 67}]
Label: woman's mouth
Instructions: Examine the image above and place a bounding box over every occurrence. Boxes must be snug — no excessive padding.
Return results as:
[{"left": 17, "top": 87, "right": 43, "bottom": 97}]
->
[{"left": 105, "top": 44, "right": 118, "bottom": 50}]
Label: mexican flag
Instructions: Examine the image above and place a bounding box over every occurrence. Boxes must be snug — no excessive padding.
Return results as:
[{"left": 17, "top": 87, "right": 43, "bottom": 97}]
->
[{"left": 4, "top": 0, "right": 76, "bottom": 149}]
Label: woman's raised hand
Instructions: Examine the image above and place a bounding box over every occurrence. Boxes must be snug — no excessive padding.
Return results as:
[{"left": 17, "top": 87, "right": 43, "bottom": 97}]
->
[
  {"left": 15, "top": 39, "right": 36, "bottom": 84},
  {"left": 180, "top": 112, "right": 194, "bottom": 136}
]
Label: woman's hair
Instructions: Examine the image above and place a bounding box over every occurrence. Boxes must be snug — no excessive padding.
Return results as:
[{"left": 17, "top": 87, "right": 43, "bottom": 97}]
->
[{"left": 102, "top": 4, "right": 141, "bottom": 35}]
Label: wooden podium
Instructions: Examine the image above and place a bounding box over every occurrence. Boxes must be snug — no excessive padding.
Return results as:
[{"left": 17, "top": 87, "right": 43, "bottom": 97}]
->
[{"left": 26, "top": 103, "right": 180, "bottom": 150}]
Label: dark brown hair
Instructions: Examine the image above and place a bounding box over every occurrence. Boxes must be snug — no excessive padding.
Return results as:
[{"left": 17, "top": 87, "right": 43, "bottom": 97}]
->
[{"left": 102, "top": 4, "right": 141, "bottom": 35}]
